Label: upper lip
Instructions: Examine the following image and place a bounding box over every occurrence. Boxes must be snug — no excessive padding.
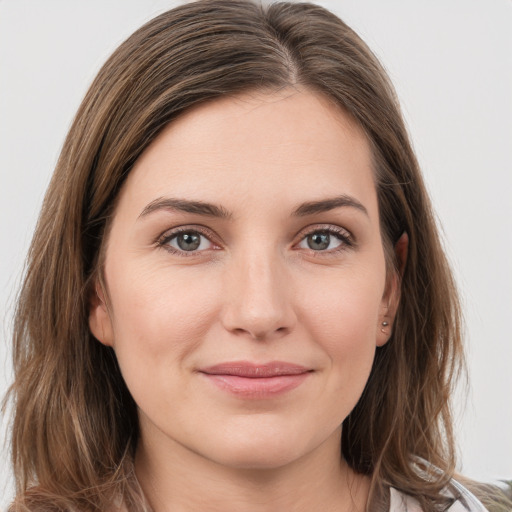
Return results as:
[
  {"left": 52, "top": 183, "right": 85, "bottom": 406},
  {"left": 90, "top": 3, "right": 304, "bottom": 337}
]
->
[{"left": 199, "top": 361, "right": 312, "bottom": 378}]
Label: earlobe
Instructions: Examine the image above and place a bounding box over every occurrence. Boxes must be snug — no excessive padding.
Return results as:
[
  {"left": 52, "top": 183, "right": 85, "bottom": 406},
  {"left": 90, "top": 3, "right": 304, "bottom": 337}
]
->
[
  {"left": 88, "top": 280, "right": 114, "bottom": 347},
  {"left": 377, "top": 232, "right": 409, "bottom": 347},
  {"left": 376, "top": 318, "right": 391, "bottom": 347}
]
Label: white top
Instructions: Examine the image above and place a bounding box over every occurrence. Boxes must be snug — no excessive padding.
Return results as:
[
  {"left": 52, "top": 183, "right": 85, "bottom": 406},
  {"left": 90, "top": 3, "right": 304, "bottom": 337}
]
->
[{"left": 390, "top": 480, "right": 488, "bottom": 511}]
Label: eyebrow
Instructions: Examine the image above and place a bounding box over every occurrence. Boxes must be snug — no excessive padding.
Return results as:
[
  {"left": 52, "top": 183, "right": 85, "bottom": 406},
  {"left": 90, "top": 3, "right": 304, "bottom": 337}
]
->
[
  {"left": 138, "top": 194, "right": 368, "bottom": 220},
  {"left": 292, "top": 194, "right": 368, "bottom": 217},
  {"left": 139, "top": 197, "right": 233, "bottom": 220}
]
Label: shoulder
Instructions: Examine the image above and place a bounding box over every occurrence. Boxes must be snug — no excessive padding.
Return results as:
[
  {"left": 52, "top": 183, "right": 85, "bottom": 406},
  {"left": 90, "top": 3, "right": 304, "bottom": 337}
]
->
[{"left": 389, "top": 479, "right": 489, "bottom": 511}]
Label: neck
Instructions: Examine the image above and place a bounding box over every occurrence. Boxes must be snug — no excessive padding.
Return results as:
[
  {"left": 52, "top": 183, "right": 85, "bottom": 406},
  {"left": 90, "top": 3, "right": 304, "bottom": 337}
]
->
[{"left": 134, "top": 425, "right": 370, "bottom": 512}]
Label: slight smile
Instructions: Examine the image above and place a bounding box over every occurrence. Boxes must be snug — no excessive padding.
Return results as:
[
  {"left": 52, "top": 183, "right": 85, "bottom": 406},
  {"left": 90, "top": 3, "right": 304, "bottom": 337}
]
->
[{"left": 198, "top": 361, "right": 314, "bottom": 398}]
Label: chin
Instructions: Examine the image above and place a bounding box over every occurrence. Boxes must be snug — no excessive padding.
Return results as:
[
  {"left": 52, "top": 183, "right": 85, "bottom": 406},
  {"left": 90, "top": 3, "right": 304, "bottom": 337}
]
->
[{"left": 199, "top": 425, "right": 326, "bottom": 472}]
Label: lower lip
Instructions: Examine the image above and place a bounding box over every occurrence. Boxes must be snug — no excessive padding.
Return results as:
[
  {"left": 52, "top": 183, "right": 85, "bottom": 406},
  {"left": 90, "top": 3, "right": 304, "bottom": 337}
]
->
[{"left": 200, "top": 373, "right": 311, "bottom": 398}]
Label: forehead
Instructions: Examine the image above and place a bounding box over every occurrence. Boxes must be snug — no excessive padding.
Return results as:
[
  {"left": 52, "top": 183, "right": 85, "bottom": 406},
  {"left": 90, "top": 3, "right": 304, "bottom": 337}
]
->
[{"left": 119, "top": 88, "right": 377, "bottom": 219}]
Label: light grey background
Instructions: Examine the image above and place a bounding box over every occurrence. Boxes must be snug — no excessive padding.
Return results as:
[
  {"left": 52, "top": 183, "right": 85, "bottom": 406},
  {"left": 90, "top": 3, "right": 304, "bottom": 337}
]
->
[{"left": 1, "top": 0, "right": 511, "bottom": 507}]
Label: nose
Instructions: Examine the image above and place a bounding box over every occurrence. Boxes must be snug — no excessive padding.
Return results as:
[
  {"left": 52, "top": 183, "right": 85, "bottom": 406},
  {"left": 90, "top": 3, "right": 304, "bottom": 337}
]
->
[{"left": 220, "top": 247, "right": 297, "bottom": 341}]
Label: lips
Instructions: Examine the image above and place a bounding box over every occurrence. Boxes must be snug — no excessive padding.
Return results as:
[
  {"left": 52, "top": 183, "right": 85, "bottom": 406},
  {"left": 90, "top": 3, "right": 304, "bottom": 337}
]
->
[
  {"left": 198, "top": 361, "right": 312, "bottom": 398},
  {"left": 200, "top": 361, "right": 311, "bottom": 377}
]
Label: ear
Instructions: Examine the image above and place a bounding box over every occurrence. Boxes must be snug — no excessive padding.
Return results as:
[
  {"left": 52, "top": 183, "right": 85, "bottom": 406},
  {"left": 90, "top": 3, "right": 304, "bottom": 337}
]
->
[
  {"left": 88, "top": 279, "right": 114, "bottom": 347},
  {"left": 377, "top": 232, "right": 409, "bottom": 347}
]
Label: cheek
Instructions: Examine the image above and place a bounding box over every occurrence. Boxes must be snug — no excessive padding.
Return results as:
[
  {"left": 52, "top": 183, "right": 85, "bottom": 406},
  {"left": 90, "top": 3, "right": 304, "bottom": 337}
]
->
[
  {"left": 303, "top": 266, "right": 383, "bottom": 338},
  {"left": 298, "top": 265, "right": 384, "bottom": 383},
  {"left": 105, "top": 260, "right": 222, "bottom": 392}
]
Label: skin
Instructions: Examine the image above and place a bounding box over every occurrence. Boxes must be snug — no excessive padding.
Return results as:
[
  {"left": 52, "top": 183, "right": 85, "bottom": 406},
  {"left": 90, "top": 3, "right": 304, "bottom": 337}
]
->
[{"left": 89, "top": 88, "right": 403, "bottom": 512}]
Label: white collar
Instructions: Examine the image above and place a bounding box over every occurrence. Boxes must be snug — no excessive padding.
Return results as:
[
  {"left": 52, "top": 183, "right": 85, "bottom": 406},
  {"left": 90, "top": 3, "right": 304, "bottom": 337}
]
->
[{"left": 389, "top": 482, "right": 488, "bottom": 511}]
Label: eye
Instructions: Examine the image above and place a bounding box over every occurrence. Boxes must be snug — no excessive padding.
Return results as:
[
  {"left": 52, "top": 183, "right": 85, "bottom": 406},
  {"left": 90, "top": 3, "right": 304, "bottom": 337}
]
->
[
  {"left": 296, "top": 226, "right": 353, "bottom": 253},
  {"left": 157, "top": 225, "right": 353, "bottom": 257},
  {"left": 158, "top": 227, "right": 218, "bottom": 256}
]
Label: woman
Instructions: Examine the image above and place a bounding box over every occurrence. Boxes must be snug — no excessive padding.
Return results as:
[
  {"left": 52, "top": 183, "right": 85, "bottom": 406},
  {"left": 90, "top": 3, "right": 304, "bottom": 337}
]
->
[{"left": 5, "top": 1, "right": 509, "bottom": 511}]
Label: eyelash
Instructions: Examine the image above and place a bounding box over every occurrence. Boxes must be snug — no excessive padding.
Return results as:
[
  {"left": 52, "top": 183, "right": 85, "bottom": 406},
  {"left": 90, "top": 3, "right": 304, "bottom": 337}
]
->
[{"left": 156, "top": 224, "right": 354, "bottom": 258}]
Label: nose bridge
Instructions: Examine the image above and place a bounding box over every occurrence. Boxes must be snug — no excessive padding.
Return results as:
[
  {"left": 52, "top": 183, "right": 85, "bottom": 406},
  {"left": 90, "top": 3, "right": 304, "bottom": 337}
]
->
[{"left": 221, "top": 239, "right": 295, "bottom": 340}]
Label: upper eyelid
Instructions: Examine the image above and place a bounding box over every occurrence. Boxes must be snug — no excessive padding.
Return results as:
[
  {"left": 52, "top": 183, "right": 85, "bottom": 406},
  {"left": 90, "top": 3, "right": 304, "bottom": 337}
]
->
[
  {"left": 295, "top": 223, "right": 352, "bottom": 238},
  {"left": 157, "top": 224, "right": 216, "bottom": 243}
]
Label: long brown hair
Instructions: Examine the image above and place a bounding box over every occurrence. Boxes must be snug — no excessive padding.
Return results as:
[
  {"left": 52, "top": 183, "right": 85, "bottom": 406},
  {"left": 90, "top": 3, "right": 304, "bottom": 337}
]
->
[{"left": 6, "top": 1, "right": 469, "bottom": 510}]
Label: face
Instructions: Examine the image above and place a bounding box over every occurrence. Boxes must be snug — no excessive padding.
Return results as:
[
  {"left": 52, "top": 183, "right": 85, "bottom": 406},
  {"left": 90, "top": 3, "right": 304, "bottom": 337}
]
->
[{"left": 89, "top": 89, "right": 399, "bottom": 471}]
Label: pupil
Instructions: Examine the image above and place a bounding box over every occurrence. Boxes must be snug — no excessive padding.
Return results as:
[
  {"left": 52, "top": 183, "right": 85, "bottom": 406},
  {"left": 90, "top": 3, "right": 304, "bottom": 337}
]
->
[
  {"left": 178, "top": 232, "right": 200, "bottom": 251},
  {"left": 308, "top": 232, "right": 329, "bottom": 250}
]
